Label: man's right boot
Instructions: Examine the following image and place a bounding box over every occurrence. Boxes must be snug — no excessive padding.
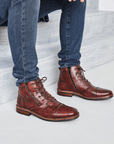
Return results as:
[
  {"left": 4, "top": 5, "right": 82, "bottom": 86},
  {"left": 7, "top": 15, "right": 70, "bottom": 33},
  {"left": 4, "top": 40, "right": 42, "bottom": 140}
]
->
[{"left": 16, "top": 77, "right": 79, "bottom": 121}]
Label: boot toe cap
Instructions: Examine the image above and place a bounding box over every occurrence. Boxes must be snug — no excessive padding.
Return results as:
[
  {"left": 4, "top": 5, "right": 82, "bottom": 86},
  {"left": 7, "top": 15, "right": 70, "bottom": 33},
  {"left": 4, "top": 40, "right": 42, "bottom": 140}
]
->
[
  {"left": 55, "top": 104, "right": 79, "bottom": 120},
  {"left": 96, "top": 88, "right": 113, "bottom": 99}
]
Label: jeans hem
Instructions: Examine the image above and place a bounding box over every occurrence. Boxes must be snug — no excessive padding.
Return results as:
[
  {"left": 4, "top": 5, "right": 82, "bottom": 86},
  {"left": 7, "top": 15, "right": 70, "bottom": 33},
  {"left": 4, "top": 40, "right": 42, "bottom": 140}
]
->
[
  {"left": 60, "top": 63, "right": 80, "bottom": 68},
  {"left": 16, "top": 75, "right": 39, "bottom": 87}
]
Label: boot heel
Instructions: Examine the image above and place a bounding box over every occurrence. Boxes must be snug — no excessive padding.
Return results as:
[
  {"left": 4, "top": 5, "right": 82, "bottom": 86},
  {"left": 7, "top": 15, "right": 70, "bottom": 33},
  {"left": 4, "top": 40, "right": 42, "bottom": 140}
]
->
[
  {"left": 16, "top": 108, "right": 31, "bottom": 116},
  {"left": 57, "top": 90, "right": 72, "bottom": 97}
]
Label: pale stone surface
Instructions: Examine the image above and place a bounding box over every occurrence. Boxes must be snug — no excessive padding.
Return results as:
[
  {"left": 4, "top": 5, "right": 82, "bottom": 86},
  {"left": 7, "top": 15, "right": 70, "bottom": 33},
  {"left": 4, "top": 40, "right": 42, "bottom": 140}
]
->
[
  {"left": 0, "top": 0, "right": 114, "bottom": 104},
  {"left": 87, "top": 0, "right": 99, "bottom": 10},
  {"left": 0, "top": 10, "right": 114, "bottom": 47},
  {"left": 0, "top": 60, "right": 114, "bottom": 144},
  {"left": 0, "top": 32, "right": 114, "bottom": 104},
  {"left": 99, "top": 0, "right": 114, "bottom": 11}
]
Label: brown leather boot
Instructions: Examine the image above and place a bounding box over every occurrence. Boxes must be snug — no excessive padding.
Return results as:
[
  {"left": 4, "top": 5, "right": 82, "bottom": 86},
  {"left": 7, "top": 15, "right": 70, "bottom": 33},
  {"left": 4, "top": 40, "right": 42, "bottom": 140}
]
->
[
  {"left": 16, "top": 77, "right": 79, "bottom": 121},
  {"left": 57, "top": 66, "right": 113, "bottom": 100}
]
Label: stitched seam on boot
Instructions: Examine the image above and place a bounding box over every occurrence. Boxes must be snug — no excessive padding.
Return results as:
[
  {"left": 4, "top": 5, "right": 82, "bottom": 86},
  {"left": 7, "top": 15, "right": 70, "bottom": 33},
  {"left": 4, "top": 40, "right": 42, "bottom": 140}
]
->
[
  {"left": 59, "top": 78, "right": 68, "bottom": 90},
  {"left": 18, "top": 94, "right": 25, "bottom": 108}
]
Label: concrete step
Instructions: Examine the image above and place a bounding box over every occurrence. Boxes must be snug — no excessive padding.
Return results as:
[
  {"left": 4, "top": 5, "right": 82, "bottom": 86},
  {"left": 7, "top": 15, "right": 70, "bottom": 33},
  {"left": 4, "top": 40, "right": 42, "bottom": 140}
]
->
[
  {"left": 84, "top": 10, "right": 114, "bottom": 39},
  {"left": 0, "top": 32, "right": 114, "bottom": 104},
  {"left": 87, "top": 0, "right": 99, "bottom": 10},
  {"left": 37, "top": 10, "right": 114, "bottom": 43},
  {"left": 0, "top": 10, "right": 114, "bottom": 48}
]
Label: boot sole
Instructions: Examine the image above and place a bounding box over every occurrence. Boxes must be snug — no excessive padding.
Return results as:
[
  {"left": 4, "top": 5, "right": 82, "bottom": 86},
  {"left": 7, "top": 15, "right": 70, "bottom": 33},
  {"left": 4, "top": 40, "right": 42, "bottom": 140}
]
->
[
  {"left": 16, "top": 105, "right": 79, "bottom": 121},
  {"left": 57, "top": 90, "right": 113, "bottom": 100}
]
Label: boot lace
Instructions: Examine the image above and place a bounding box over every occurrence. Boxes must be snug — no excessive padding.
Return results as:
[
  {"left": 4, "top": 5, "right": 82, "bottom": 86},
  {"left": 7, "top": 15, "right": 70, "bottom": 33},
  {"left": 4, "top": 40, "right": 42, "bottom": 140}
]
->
[
  {"left": 75, "top": 66, "right": 90, "bottom": 87},
  {"left": 33, "top": 77, "right": 56, "bottom": 102}
]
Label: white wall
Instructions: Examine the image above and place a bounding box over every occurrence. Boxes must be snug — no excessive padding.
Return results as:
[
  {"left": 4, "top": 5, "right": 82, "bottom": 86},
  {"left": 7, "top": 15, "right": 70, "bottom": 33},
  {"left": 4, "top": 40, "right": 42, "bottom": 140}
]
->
[{"left": 99, "top": 0, "right": 114, "bottom": 11}]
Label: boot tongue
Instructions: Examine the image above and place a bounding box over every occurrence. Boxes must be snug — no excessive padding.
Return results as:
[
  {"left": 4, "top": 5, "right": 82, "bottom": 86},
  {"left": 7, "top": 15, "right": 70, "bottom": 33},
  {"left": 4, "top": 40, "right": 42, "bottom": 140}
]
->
[
  {"left": 73, "top": 66, "right": 84, "bottom": 75},
  {"left": 71, "top": 65, "right": 83, "bottom": 74},
  {"left": 27, "top": 78, "right": 41, "bottom": 92}
]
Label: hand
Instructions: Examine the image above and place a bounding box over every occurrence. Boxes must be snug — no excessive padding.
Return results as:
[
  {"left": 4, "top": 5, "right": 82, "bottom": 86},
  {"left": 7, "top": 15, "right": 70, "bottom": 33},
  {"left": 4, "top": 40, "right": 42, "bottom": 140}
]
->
[{"left": 68, "top": 0, "right": 84, "bottom": 2}]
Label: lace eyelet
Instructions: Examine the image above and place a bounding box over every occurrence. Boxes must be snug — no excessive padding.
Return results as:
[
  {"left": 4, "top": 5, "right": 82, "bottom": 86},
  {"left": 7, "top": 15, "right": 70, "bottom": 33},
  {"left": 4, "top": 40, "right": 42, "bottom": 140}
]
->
[
  {"left": 38, "top": 103, "right": 41, "bottom": 106},
  {"left": 32, "top": 83, "right": 35, "bottom": 85}
]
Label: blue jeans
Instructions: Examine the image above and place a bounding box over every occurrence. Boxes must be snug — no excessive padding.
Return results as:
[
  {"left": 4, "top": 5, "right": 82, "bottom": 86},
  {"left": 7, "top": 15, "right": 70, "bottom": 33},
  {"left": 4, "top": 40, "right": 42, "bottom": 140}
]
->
[{"left": 0, "top": 0, "right": 86, "bottom": 86}]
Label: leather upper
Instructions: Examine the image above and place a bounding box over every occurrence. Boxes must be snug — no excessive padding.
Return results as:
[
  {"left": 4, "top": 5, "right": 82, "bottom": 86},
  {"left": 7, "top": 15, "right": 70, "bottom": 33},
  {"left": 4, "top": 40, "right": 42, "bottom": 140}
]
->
[
  {"left": 58, "top": 66, "right": 113, "bottom": 99},
  {"left": 17, "top": 77, "right": 79, "bottom": 119}
]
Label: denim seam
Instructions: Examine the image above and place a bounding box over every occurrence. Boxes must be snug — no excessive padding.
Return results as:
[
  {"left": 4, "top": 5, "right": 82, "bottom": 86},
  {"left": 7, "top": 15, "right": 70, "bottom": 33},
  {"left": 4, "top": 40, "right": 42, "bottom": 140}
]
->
[
  {"left": 21, "top": 0, "right": 26, "bottom": 83},
  {"left": 65, "top": 3, "right": 71, "bottom": 68}
]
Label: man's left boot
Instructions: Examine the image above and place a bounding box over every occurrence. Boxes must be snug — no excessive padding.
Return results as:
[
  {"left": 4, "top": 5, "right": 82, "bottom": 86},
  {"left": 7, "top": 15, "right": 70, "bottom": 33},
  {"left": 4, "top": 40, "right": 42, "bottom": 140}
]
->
[
  {"left": 57, "top": 65, "right": 113, "bottom": 100},
  {"left": 16, "top": 77, "right": 79, "bottom": 121}
]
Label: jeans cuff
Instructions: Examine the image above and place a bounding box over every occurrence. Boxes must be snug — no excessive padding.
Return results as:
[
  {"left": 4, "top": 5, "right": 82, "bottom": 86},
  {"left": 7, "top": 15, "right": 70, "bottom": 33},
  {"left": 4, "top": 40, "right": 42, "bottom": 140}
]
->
[{"left": 60, "top": 62, "right": 80, "bottom": 68}]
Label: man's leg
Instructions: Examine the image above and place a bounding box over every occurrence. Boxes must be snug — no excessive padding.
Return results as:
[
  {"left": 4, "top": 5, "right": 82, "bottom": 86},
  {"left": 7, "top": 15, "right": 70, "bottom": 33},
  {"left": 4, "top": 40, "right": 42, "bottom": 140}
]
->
[
  {"left": 0, "top": 0, "right": 10, "bottom": 25},
  {"left": 58, "top": 0, "right": 86, "bottom": 67},
  {"left": 7, "top": 0, "right": 79, "bottom": 121},
  {"left": 57, "top": 0, "right": 113, "bottom": 99},
  {"left": 8, "top": 0, "right": 40, "bottom": 86}
]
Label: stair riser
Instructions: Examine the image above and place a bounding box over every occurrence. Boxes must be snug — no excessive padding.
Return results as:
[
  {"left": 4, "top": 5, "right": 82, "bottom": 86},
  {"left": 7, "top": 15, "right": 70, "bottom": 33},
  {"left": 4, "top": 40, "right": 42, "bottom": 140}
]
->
[
  {"left": 0, "top": 57, "right": 59, "bottom": 104},
  {"left": 37, "top": 11, "right": 114, "bottom": 42},
  {"left": 81, "top": 40, "right": 114, "bottom": 69},
  {"left": 87, "top": 0, "right": 98, "bottom": 10},
  {"left": 0, "top": 40, "right": 114, "bottom": 104},
  {"left": 0, "top": 11, "right": 114, "bottom": 53},
  {"left": 84, "top": 12, "right": 114, "bottom": 39}
]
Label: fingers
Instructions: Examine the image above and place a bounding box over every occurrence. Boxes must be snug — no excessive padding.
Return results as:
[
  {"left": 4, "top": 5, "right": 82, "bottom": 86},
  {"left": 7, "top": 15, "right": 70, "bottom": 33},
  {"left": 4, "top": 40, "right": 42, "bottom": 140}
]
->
[
  {"left": 68, "top": 0, "right": 76, "bottom": 2},
  {"left": 68, "top": 0, "right": 84, "bottom": 2},
  {"left": 80, "top": 0, "right": 84, "bottom": 2}
]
